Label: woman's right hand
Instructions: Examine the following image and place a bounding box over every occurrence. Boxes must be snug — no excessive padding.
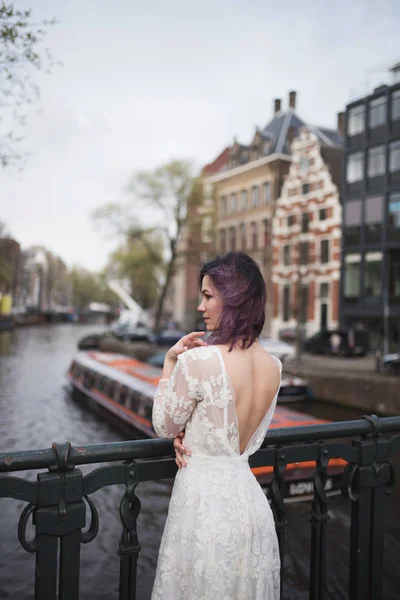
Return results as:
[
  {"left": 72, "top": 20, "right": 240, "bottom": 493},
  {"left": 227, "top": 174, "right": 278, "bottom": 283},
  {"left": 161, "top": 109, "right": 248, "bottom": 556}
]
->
[{"left": 173, "top": 432, "right": 191, "bottom": 468}]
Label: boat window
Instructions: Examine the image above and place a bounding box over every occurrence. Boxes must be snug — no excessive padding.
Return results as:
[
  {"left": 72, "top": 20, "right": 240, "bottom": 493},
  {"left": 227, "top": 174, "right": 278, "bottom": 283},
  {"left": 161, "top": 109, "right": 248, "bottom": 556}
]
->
[
  {"left": 119, "top": 386, "right": 127, "bottom": 405},
  {"left": 125, "top": 394, "right": 132, "bottom": 409},
  {"left": 144, "top": 405, "right": 152, "bottom": 421},
  {"left": 130, "top": 395, "right": 141, "bottom": 413},
  {"left": 83, "top": 371, "right": 94, "bottom": 389},
  {"left": 137, "top": 403, "right": 146, "bottom": 418}
]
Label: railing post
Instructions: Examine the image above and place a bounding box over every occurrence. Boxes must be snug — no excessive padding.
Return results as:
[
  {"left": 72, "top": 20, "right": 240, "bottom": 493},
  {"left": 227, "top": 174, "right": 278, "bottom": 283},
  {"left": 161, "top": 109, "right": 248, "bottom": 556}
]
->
[
  {"left": 119, "top": 461, "right": 141, "bottom": 600},
  {"left": 33, "top": 467, "right": 86, "bottom": 599},
  {"left": 269, "top": 447, "right": 288, "bottom": 598},
  {"left": 309, "top": 443, "right": 330, "bottom": 600},
  {"left": 344, "top": 421, "right": 396, "bottom": 600}
]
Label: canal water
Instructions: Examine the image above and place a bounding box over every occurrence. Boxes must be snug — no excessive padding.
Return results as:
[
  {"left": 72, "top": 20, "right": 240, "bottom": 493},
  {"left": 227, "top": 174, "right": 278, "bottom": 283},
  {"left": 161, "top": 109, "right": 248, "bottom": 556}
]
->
[{"left": 0, "top": 324, "right": 399, "bottom": 600}]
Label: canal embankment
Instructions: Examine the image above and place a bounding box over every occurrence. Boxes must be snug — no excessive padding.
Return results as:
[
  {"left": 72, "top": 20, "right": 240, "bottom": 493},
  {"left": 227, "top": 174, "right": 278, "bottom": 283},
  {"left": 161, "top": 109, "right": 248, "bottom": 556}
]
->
[{"left": 283, "top": 353, "right": 400, "bottom": 415}]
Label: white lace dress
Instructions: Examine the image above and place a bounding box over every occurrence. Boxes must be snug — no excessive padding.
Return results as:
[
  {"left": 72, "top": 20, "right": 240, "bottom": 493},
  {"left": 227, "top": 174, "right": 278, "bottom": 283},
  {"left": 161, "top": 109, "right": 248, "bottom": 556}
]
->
[{"left": 151, "top": 345, "right": 281, "bottom": 600}]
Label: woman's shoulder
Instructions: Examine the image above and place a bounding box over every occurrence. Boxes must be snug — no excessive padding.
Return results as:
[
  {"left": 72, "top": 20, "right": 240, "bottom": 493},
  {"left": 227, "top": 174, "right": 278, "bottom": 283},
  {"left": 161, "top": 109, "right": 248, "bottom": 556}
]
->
[{"left": 179, "top": 345, "right": 219, "bottom": 364}]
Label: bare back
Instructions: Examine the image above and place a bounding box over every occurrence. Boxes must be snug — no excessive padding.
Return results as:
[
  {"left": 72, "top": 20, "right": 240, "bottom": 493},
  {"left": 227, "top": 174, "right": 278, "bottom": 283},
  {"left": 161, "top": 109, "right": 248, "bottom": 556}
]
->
[{"left": 216, "top": 342, "right": 281, "bottom": 454}]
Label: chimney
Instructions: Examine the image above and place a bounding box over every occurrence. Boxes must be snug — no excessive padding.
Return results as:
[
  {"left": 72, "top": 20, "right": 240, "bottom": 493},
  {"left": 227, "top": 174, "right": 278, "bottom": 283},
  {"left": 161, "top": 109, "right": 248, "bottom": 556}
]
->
[
  {"left": 337, "top": 112, "right": 345, "bottom": 135},
  {"left": 289, "top": 90, "right": 297, "bottom": 110},
  {"left": 274, "top": 98, "right": 281, "bottom": 114}
]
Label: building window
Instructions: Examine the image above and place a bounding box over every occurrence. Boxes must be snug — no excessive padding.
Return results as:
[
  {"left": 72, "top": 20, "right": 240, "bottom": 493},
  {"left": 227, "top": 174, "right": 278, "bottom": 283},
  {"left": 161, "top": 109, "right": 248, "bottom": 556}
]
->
[
  {"left": 320, "top": 282, "right": 329, "bottom": 299},
  {"left": 389, "top": 140, "right": 400, "bottom": 173},
  {"left": 250, "top": 222, "right": 258, "bottom": 249},
  {"left": 220, "top": 196, "right": 227, "bottom": 217},
  {"left": 201, "top": 216, "right": 213, "bottom": 244},
  {"left": 239, "top": 223, "right": 246, "bottom": 250},
  {"left": 229, "top": 226, "right": 236, "bottom": 251},
  {"left": 230, "top": 193, "right": 237, "bottom": 213},
  {"left": 364, "top": 252, "right": 382, "bottom": 299},
  {"left": 283, "top": 245, "right": 291, "bottom": 266},
  {"left": 283, "top": 285, "right": 290, "bottom": 322},
  {"left": 219, "top": 229, "right": 226, "bottom": 253},
  {"left": 388, "top": 192, "right": 400, "bottom": 241},
  {"left": 391, "top": 89, "right": 400, "bottom": 122},
  {"left": 262, "top": 219, "right": 268, "bottom": 248},
  {"left": 368, "top": 146, "right": 385, "bottom": 178},
  {"left": 365, "top": 195, "right": 383, "bottom": 243},
  {"left": 301, "top": 212, "right": 309, "bottom": 233},
  {"left": 263, "top": 141, "right": 270, "bottom": 155},
  {"left": 251, "top": 186, "right": 259, "bottom": 208},
  {"left": 344, "top": 254, "right": 361, "bottom": 299},
  {"left": 346, "top": 152, "right": 364, "bottom": 183},
  {"left": 241, "top": 189, "right": 248, "bottom": 211},
  {"left": 263, "top": 182, "right": 271, "bottom": 204},
  {"left": 320, "top": 239, "right": 330, "bottom": 263},
  {"left": 302, "top": 183, "right": 309, "bottom": 195},
  {"left": 287, "top": 215, "right": 296, "bottom": 227},
  {"left": 348, "top": 104, "right": 365, "bottom": 136},
  {"left": 300, "top": 156, "right": 309, "bottom": 171},
  {"left": 344, "top": 199, "right": 362, "bottom": 246},
  {"left": 389, "top": 251, "right": 400, "bottom": 299},
  {"left": 369, "top": 96, "right": 386, "bottom": 129},
  {"left": 299, "top": 285, "right": 308, "bottom": 323},
  {"left": 299, "top": 241, "right": 309, "bottom": 265},
  {"left": 319, "top": 208, "right": 327, "bottom": 221}
]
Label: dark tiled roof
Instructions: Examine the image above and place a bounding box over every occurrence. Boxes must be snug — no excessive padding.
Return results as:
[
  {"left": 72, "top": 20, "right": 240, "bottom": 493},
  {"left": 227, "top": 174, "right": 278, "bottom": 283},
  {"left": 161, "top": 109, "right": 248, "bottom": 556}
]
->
[{"left": 262, "top": 112, "right": 342, "bottom": 155}]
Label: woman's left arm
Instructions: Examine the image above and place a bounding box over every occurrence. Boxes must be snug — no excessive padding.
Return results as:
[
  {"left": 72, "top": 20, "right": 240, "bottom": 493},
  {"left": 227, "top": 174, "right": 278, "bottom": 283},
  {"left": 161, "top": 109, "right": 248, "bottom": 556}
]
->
[{"left": 152, "top": 353, "right": 198, "bottom": 439}]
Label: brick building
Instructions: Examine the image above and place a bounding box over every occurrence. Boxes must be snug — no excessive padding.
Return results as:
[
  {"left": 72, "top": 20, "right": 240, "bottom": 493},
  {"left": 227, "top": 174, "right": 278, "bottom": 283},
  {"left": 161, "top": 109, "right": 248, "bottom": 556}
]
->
[
  {"left": 271, "top": 125, "right": 343, "bottom": 338},
  {"left": 168, "top": 149, "right": 230, "bottom": 330},
  {"left": 203, "top": 92, "right": 342, "bottom": 334}
]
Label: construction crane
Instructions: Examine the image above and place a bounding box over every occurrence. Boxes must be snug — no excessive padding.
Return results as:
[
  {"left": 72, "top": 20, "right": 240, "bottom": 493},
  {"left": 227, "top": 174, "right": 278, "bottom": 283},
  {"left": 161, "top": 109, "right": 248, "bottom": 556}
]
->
[{"left": 107, "top": 280, "right": 149, "bottom": 327}]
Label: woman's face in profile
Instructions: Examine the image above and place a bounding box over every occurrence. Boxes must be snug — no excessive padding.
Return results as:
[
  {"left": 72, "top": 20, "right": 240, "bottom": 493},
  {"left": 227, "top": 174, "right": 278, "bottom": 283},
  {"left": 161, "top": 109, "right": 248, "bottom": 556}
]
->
[{"left": 197, "top": 275, "right": 223, "bottom": 331}]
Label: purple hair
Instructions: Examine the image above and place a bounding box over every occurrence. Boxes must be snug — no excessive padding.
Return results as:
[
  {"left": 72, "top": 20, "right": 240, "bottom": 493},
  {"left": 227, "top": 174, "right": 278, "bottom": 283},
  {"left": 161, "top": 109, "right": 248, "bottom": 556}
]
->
[{"left": 199, "top": 252, "right": 266, "bottom": 350}]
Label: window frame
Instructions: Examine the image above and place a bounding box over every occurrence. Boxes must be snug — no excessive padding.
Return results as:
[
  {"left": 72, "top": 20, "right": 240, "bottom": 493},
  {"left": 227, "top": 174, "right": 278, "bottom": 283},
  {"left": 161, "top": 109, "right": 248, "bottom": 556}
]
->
[
  {"left": 367, "top": 145, "right": 386, "bottom": 178},
  {"left": 346, "top": 152, "right": 364, "bottom": 183},
  {"left": 348, "top": 104, "right": 365, "bottom": 136},
  {"left": 320, "top": 239, "right": 330, "bottom": 264},
  {"left": 368, "top": 96, "right": 387, "bottom": 129}
]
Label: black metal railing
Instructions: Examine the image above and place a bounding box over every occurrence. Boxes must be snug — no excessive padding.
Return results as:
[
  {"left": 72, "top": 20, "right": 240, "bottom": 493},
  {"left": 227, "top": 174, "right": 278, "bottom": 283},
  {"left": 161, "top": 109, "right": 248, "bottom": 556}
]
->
[{"left": 1, "top": 414, "right": 400, "bottom": 600}]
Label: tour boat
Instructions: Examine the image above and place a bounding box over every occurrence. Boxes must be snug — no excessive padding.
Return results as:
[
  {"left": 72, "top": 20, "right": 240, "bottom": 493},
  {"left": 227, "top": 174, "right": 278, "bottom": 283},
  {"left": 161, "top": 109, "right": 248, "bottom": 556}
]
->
[{"left": 67, "top": 350, "right": 345, "bottom": 500}]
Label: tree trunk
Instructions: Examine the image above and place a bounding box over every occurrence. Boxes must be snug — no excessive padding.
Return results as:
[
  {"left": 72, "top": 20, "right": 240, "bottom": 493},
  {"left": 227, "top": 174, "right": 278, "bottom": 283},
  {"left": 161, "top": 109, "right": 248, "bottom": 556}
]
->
[{"left": 154, "top": 244, "right": 177, "bottom": 331}]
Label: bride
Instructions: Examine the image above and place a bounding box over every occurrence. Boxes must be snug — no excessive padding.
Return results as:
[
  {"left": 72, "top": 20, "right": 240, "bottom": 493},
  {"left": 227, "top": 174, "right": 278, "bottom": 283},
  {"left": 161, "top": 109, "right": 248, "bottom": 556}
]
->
[{"left": 152, "top": 252, "right": 281, "bottom": 600}]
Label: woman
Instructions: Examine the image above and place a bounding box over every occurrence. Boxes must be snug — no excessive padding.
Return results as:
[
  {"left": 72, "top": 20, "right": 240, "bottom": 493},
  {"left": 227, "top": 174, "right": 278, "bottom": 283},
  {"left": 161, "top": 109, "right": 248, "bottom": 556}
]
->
[{"left": 152, "top": 252, "right": 281, "bottom": 600}]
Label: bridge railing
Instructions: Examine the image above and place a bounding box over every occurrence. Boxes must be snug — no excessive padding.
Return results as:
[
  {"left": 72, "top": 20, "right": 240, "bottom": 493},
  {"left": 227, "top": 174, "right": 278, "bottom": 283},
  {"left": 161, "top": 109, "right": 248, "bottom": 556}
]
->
[{"left": 1, "top": 414, "right": 400, "bottom": 600}]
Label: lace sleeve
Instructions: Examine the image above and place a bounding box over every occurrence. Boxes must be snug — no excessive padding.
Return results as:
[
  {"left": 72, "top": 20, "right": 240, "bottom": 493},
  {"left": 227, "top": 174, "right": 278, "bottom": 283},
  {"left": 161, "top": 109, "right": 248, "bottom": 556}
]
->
[{"left": 152, "top": 353, "right": 198, "bottom": 439}]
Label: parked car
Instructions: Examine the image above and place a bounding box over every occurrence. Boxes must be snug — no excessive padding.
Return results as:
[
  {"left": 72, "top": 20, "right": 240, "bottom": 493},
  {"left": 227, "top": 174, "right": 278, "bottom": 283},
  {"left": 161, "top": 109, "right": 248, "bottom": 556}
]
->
[
  {"left": 303, "top": 329, "right": 369, "bottom": 357},
  {"left": 375, "top": 351, "right": 400, "bottom": 375},
  {"left": 150, "top": 327, "right": 185, "bottom": 346},
  {"left": 112, "top": 324, "right": 152, "bottom": 342},
  {"left": 259, "top": 338, "right": 295, "bottom": 364}
]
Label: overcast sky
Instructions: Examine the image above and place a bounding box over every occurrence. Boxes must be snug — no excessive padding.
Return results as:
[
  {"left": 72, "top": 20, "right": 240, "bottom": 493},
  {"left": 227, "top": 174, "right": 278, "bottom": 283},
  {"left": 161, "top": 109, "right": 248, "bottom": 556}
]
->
[{"left": 1, "top": 0, "right": 399, "bottom": 271}]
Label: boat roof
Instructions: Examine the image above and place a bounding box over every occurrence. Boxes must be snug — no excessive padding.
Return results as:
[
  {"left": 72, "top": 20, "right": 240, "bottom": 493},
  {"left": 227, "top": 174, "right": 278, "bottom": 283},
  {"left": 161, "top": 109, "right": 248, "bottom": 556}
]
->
[{"left": 73, "top": 351, "right": 327, "bottom": 428}]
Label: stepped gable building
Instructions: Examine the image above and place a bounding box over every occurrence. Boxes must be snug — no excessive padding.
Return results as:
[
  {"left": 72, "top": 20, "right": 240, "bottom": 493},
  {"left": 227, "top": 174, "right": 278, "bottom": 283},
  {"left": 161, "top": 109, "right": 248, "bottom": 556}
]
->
[
  {"left": 203, "top": 91, "right": 343, "bottom": 334},
  {"left": 271, "top": 122, "right": 343, "bottom": 339}
]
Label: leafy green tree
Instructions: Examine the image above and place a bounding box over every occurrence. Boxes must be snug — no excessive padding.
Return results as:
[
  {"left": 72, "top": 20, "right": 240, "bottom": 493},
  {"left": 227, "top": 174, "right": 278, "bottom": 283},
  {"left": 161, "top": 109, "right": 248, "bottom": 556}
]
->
[
  {"left": 106, "top": 232, "right": 164, "bottom": 310},
  {"left": 70, "top": 267, "right": 118, "bottom": 312},
  {"left": 93, "top": 159, "right": 202, "bottom": 329},
  {"left": 0, "top": 3, "right": 58, "bottom": 166}
]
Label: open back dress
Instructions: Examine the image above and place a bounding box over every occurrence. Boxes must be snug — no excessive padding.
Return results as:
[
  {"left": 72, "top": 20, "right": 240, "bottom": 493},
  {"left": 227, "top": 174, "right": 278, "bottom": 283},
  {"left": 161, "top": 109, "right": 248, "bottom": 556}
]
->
[{"left": 151, "top": 344, "right": 281, "bottom": 600}]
